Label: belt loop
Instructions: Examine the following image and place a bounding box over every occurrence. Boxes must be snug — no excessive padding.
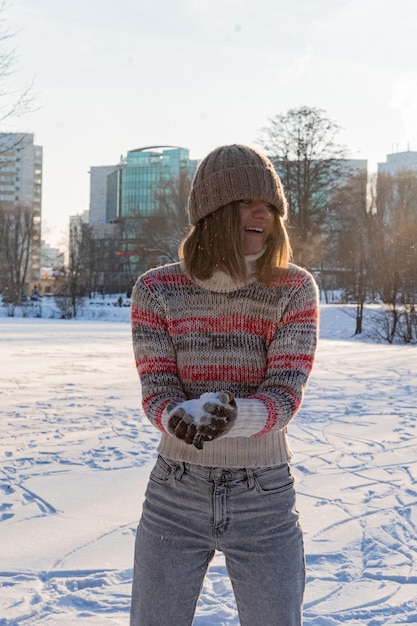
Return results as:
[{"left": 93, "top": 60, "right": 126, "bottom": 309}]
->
[
  {"left": 246, "top": 468, "right": 255, "bottom": 489},
  {"left": 175, "top": 461, "right": 185, "bottom": 480}
]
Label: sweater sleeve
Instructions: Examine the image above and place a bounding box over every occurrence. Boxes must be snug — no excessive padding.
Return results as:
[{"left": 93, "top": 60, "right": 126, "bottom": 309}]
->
[
  {"left": 131, "top": 276, "right": 187, "bottom": 434},
  {"left": 226, "top": 272, "right": 319, "bottom": 438}
]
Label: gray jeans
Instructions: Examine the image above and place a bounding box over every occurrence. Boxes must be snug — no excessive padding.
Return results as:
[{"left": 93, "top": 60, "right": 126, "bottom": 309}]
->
[{"left": 130, "top": 456, "right": 305, "bottom": 626}]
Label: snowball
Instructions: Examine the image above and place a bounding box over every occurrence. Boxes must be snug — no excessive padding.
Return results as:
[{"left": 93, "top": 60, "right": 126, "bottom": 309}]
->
[{"left": 179, "top": 392, "right": 224, "bottom": 425}]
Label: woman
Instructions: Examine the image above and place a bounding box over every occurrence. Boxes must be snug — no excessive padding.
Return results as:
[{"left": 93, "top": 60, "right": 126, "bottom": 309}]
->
[{"left": 130, "top": 144, "right": 319, "bottom": 625}]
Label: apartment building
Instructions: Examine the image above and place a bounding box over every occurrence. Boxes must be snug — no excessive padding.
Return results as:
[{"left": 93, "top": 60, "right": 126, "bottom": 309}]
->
[
  {"left": 378, "top": 150, "right": 417, "bottom": 175},
  {"left": 0, "top": 132, "right": 43, "bottom": 284}
]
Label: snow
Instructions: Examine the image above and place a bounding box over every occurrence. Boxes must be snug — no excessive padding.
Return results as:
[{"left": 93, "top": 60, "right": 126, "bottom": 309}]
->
[
  {"left": 1, "top": 302, "right": 417, "bottom": 625},
  {"left": 171, "top": 392, "right": 232, "bottom": 423}
]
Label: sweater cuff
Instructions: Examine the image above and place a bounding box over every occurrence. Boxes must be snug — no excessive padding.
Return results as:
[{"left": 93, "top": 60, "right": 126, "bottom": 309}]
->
[
  {"left": 161, "top": 407, "right": 170, "bottom": 434},
  {"left": 224, "top": 398, "right": 269, "bottom": 438},
  {"left": 160, "top": 397, "right": 185, "bottom": 435},
  {"left": 162, "top": 397, "right": 270, "bottom": 439}
]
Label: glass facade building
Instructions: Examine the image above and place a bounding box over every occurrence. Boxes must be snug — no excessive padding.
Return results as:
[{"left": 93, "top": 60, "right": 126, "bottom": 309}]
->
[
  {"left": 89, "top": 146, "right": 198, "bottom": 224},
  {"left": 119, "top": 146, "right": 196, "bottom": 218},
  {"left": 87, "top": 145, "right": 199, "bottom": 283}
]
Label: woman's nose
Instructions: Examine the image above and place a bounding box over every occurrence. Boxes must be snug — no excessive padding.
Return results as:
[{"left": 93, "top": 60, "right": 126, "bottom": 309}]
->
[{"left": 252, "top": 201, "right": 270, "bottom": 215}]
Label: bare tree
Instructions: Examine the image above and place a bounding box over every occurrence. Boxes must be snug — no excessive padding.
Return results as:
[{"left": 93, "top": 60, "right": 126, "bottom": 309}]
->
[
  {"left": 0, "top": 1, "right": 36, "bottom": 310},
  {"left": 372, "top": 170, "right": 417, "bottom": 343},
  {"left": 112, "top": 214, "right": 153, "bottom": 287},
  {"left": 150, "top": 169, "right": 192, "bottom": 263},
  {"left": 0, "top": 0, "right": 33, "bottom": 130},
  {"left": 54, "top": 217, "right": 88, "bottom": 318},
  {"left": 83, "top": 225, "right": 129, "bottom": 296},
  {"left": 325, "top": 169, "right": 371, "bottom": 333},
  {"left": 258, "top": 106, "right": 347, "bottom": 268},
  {"left": 113, "top": 170, "right": 192, "bottom": 284},
  {"left": 0, "top": 203, "right": 34, "bottom": 309},
  {"left": 71, "top": 170, "right": 193, "bottom": 296}
]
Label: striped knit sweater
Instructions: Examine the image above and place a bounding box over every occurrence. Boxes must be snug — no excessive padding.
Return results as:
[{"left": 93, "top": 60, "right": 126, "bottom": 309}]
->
[{"left": 131, "top": 258, "right": 319, "bottom": 468}]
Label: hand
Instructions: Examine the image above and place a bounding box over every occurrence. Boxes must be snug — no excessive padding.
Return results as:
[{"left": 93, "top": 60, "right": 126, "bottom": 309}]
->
[
  {"left": 167, "top": 404, "right": 198, "bottom": 446},
  {"left": 167, "top": 392, "right": 237, "bottom": 449},
  {"left": 194, "top": 392, "right": 237, "bottom": 449}
]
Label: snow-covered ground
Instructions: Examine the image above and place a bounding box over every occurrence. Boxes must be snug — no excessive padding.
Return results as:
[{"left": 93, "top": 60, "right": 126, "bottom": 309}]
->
[{"left": 1, "top": 303, "right": 416, "bottom": 625}]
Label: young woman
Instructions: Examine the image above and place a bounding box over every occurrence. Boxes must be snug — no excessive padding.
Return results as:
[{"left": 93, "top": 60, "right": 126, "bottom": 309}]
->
[{"left": 130, "top": 144, "right": 319, "bottom": 626}]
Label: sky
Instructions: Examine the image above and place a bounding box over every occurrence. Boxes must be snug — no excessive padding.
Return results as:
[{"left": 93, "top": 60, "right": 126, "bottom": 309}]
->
[{"left": 3, "top": 0, "right": 417, "bottom": 247}]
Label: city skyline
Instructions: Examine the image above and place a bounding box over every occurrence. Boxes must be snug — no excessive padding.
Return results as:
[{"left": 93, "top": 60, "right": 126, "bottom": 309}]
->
[{"left": 4, "top": 0, "right": 417, "bottom": 247}]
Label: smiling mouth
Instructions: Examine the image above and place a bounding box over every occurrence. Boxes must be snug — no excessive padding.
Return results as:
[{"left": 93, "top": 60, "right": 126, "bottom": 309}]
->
[{"left": 245, "top": 227, "right": 264, "bottom": 233}]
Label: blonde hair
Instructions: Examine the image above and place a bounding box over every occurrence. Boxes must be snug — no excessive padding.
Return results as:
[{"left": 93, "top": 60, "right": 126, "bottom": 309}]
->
[{"left": 179, "top": 202, "right": 291, "bottom": 284}]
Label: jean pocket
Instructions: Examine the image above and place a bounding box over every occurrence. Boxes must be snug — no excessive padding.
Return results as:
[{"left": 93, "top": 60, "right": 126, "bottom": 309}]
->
[
  {"left": 253, "top": 464, "right": 295, "bottom": 495},
  {"left": 149, "top": 455, "right": 179, "bottom": 485}
]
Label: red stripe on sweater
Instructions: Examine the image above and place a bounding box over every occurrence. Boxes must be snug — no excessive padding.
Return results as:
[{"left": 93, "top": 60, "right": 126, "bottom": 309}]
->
[
  {"left": 268, "top": 353, "right": 314, "bottom": 370},
  {"left": 169, "top": 314, "right": 275, "bottom": 340},
  {"left": 251, "top": 391, "right": 301, "bottom": 436},
  {"left": 251, "top": 394, "right": 279, "bottom": 435},
  {"left": 154, "top": 398, "right": 173, "bottom": 433},
  {"left": 269, "top": 273, "right": 308, "bottom": 289},
  {"left": 137, "top": 356, "right": 177, "bottom": 376},
  {"left": 142, "top": 395, "right": 185, "bottom": 433},
  {"left": 180, "top": 364, "right": 265, "bottom": 384},
  {"left": 281, "top": 305, "right": 317, "bottom": 327},
  {"left": 142, "top": 393, "right": 166, "bottom": 431},
  {"left": 131, "top": 306, "right": 165, "bottom": 329},
  {"left": 143, "top": 271, "right": 193, "bottom": 289}
]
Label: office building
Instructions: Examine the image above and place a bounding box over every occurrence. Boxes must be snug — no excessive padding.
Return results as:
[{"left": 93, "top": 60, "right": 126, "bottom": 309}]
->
[
  {"left": 377, "top": 151, "right": 417, "bottom": 226},
  {"left": 0, "top": 132, "right": 42, "bottom": 284},
  {"left": 89, "top": 146, "right": 198, "bottom": 225},
  {"left": 89, "top": 164, "right": 122, "bottom": 225},
  {"left": 86, "top": 146, "right": 199, "bottom": 282},
  {"left": 378, "top": 150, "right": 417, "bottom": 175}
]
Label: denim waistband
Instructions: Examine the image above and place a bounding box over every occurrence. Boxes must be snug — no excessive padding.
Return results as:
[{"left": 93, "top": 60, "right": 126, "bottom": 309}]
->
[
  {"left": 182, "top": 462, "right": 253, "bottom": 480},
  {"left": 159, "top": 455, "right": 284, "bottom": 487}
]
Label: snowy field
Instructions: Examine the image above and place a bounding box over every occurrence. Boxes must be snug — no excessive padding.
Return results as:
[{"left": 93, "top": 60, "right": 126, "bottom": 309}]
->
[{"left": 1, "top": 304, "right": 417, "bottom": 625}]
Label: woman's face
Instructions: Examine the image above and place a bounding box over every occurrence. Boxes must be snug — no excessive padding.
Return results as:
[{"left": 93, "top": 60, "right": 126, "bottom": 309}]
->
[{"left": 238, "top": 198, "right": 274, "bottom": 255}]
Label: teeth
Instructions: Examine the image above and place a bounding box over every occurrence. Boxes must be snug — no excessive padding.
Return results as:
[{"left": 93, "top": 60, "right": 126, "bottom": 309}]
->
[{"left": 246, "top": 227, "right": 263, "bottom": 232}]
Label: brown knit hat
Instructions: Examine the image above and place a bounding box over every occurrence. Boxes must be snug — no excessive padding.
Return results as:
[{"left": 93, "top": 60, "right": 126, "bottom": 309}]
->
[{"left": 188, "top": 144, "right": 287, "bottom": 225}]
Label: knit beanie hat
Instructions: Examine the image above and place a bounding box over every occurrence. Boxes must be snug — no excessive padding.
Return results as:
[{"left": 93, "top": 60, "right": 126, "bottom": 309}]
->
[{"left": 188, "top": 144, "right": 287, "bottom": 225}]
